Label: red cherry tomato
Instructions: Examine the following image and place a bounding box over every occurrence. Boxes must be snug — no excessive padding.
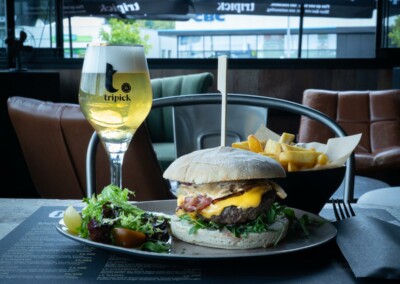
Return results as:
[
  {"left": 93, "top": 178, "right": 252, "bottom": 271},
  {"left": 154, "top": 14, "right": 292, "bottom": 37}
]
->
[{"left": 112, "top": 228, "right": 147, "bottom": 248}]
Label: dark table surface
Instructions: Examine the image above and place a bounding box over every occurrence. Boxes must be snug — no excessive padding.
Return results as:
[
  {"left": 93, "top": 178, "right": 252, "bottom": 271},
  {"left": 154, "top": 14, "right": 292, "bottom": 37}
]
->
[{"left": 0, "top": 198, "right": 399, "bottom": 283}]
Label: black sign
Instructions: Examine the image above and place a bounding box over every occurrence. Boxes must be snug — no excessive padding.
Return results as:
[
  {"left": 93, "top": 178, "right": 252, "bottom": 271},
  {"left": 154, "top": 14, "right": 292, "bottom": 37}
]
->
[
  {"left": 189, "top": 1, "right": 376, "bottom": 18},
  {"left": 17, "top": 0, "right": 400, "bottom": 20},
  {"left": 63, "top": 0, "right": 190, "bottom": 18}
]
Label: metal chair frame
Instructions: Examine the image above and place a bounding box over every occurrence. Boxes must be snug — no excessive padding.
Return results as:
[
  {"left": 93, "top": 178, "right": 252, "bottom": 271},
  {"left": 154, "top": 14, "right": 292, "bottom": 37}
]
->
[
  {"left": 173, "top": 104, "right": 267, "bottom": 158},
  {"left": 86, "top": 93, "right": 355, "bottom": 202}
]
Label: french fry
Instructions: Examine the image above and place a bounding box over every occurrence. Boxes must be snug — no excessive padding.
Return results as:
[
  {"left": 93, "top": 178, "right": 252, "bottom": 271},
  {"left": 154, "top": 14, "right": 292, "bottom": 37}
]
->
[
  {"left": 317, "top": 153, "right": 329, "bottom": 165},
  {"left": 279, "top": 132, "right": 295, "bottom": 144},
  {"left": 232, "top": 141, "right": 250, "bottom": 150},
  {"left": 279, "top": 151, "right": 320, "bottom": 166},
  {"left": 281, "top": 143, "right": 308, "bottom": 152},
  {"left": 258, "top": 152, "right": 280, "bottom": 162},
  {"left": 264, "top": 139, "right": 282, "bottom": 155},
  {"left": 247, "top": 135, "right": 263, "bottom": 153}
]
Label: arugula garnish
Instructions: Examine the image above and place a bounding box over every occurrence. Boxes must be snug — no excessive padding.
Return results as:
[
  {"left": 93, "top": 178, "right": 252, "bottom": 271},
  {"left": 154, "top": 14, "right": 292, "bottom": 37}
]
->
[
  {"left": 179, "top": 202, "right": 325, "bottom": 240},
  {"left": 283, "top": 208, "right": 325, "bottom": 236},
  {"left": 141, "top": 240, "right": 171, "bottom": 253}
]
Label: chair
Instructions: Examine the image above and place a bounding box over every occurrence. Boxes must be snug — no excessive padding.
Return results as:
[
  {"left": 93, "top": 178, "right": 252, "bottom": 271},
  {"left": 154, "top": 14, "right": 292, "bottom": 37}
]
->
[
  {"left": 87, "top": 93, "right": 356, "bottom": 202},
  {"left": 147, "top": 72, "right": 215, "bottom": 170},
  {"left": 7, "top": 96, "right": 171, "bottom": 200},
  {"left": 173, "top": 104, "right": 267, "bottom": 157},
  {"left": 298, "top": 89, "right": 400, "bottom": 187}
]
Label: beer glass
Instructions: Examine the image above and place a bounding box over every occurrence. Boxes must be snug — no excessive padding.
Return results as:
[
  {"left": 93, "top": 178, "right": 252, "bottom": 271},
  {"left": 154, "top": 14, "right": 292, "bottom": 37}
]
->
[{"left": 79, "top": 44, "right": 152, "bottom": 189}]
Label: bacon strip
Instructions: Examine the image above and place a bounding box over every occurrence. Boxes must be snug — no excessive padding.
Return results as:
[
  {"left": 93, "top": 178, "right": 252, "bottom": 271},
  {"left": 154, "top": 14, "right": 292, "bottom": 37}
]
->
[{"left": 178, "top": 195, "right": 212, "bottom": 212}]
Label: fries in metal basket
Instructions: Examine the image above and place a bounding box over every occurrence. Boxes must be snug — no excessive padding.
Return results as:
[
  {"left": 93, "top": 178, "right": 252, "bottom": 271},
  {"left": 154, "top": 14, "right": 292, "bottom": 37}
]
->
[{"left": 232, "top": 132, "right": 330, "bottom": 172}]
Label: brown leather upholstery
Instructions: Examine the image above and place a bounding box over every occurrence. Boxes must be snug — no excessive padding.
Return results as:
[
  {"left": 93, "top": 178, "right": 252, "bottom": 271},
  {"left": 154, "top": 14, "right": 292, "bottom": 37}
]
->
[
  {"left": 298, "top": 89, "right": 400, "bottom": 185},
  {"left": 7, "top": 96, "right": 172, "bottom": 200}
]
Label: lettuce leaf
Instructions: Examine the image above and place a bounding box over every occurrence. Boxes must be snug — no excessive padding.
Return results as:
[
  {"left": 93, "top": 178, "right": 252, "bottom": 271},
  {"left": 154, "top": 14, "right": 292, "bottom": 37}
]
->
[
  {"left": 78, "top": 185, "right": 171, "bottom": 253},
  {"left": 179, "top": 202, "right": 324, "bottom": 239},
  {"left": 79, "top": 185, "right": 143, "bottom": 238}
]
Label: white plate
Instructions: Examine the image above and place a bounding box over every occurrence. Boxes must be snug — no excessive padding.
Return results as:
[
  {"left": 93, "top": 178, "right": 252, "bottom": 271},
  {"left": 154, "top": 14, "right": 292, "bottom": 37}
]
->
[{"left": 56, "top": 199, "right": 337, "bottom": 260}]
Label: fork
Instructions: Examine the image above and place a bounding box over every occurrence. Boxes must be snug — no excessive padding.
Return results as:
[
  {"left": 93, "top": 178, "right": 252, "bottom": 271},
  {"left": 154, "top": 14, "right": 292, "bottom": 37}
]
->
[{"left": 332, "top": 199, "right": 356, "bottom": 221}]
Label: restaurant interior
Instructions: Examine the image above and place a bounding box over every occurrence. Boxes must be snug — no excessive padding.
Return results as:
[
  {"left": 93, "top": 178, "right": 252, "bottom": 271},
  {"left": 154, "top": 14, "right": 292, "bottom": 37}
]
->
[
  {"left": 1, "top": 1, "right": 400, "bottom": 282},
  {"left": 2, "top": 0, "right": 400, "bottom": 202}
]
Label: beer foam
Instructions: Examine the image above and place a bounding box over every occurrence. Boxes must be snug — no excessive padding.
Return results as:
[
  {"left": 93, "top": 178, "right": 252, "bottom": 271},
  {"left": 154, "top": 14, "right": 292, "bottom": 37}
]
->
[{"left": 82, "top": 44, "right": 148, "bottom": 73}]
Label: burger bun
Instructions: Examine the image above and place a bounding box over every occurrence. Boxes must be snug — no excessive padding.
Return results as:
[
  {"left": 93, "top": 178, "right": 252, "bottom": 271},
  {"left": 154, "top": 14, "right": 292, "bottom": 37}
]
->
[
  {"left": 163, "top": 146, "right": 286, "bottom": 184},
  {"left": 170, "top": 215, "right": 289, "bottom": 250}
]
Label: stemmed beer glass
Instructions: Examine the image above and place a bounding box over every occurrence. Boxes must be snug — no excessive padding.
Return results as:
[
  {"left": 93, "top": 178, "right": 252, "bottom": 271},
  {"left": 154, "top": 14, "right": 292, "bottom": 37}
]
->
[{"left": 79, "top": 44, "right": 152, "bottom": 189}]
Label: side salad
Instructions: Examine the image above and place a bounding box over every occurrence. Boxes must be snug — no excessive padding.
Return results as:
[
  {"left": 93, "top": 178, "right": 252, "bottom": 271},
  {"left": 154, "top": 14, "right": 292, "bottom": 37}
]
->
[{"left": 63, "top": 185, "right": 171, "bottom": 253}]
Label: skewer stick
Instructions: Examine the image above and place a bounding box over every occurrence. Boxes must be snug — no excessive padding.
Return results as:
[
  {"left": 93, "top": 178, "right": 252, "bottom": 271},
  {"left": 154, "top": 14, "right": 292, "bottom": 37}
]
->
[{"left": 218, "top": 55, "right": 227, "bottom": 146}]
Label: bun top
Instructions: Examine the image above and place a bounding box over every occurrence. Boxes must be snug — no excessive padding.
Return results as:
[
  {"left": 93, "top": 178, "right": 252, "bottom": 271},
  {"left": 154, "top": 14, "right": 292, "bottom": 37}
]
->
[{"left": 163, "top": 146, "right": 286, "bottom": 184}]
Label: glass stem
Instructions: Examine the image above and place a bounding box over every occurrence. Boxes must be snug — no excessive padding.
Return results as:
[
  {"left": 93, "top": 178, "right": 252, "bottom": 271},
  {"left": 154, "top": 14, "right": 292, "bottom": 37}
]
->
[{"left": 109, "top": 152, "right": 125, "bottom": 188}]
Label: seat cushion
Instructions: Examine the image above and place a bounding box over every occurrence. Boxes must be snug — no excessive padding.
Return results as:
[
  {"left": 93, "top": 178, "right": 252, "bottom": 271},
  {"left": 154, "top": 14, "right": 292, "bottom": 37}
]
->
[
  {"left": 147, "top": 72, "right": 214, "bottom": 143},
  {"left": 8, "top": 96, "right": 172, "bottom": 200},
  {"left": 146, "top": 73, "right": 215, "bottom": 172},
  {"left": 7, "top": 97, "right": 85, "bottom": 198},
  {"left": 355, "top": 153, "right": 374, "bottom": 170}
]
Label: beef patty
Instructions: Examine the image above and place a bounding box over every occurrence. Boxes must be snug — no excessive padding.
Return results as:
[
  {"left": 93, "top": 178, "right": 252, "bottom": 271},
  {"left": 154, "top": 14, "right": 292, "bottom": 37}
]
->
[{"left": 202, "top": 189, "right": 277, "bottom": 224}]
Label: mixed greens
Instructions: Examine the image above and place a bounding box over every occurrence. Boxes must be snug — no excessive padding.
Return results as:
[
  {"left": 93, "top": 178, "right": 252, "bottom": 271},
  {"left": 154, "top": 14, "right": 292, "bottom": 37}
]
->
[
  {"left": 179, "top": 202, "right": 324, "bottom": 241},
  {"left": 76, "top": 185, "right": 171, "bottom": 253}
]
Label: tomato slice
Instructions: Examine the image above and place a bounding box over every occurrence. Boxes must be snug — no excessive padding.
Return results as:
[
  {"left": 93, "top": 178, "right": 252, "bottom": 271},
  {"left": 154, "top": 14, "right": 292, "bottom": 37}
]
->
[{"left": 112, "top": 228, "right": 147, "bottom": 248}]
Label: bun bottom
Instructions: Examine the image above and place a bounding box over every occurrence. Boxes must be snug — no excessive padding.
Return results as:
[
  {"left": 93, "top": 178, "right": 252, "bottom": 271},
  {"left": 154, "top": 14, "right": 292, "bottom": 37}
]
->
[{"left": 170, "top": 215, "right": 289, "bottom": 250}]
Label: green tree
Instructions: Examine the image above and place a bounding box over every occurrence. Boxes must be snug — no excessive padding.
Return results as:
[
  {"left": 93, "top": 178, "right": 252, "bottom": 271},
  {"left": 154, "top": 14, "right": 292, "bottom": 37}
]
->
[
  {"left": 389, "top": 16, "right": 400, "bottom": 47},
  {"left": 99, "top": 19, "right": 151, "bottom": 53}
]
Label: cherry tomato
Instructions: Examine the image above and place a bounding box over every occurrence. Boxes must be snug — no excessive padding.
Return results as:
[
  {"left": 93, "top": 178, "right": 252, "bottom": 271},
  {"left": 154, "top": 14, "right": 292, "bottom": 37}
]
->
[{"left": 112, "top": 228, "right": 147, "bottom": 248}]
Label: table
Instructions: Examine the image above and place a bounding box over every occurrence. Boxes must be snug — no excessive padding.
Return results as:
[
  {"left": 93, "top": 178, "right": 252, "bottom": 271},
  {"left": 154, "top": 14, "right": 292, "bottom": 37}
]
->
[{"left": 0, "top": 198, "right": 399, "bottom": 283}]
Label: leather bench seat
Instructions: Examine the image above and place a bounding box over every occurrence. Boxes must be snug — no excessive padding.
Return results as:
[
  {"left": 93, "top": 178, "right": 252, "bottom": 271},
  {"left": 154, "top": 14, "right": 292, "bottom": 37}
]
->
[{"left": 7, "top": 96, "right": 172, "bottom": 200}]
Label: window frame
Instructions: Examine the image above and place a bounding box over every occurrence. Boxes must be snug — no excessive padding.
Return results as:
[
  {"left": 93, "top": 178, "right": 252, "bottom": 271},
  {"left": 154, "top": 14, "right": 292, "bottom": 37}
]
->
[{"left": 1, "top": 0, "right": 400, "bottom": 70}]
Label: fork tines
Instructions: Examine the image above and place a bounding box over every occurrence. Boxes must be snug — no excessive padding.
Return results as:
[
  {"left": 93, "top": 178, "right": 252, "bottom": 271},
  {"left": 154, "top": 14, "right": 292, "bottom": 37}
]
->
[{"left": 332, "top": 199, "right": 356, "bottom": 221}]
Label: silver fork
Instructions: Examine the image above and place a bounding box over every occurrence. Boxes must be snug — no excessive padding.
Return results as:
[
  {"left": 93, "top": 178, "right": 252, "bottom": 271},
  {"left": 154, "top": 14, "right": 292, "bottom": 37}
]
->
[{"left": 332, "top": 199, "right": 356, "bottom": 221}]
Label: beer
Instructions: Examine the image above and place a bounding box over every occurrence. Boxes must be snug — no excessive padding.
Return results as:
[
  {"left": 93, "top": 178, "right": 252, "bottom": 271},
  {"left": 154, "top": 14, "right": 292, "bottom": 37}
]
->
[
  {"left": 79, "top": 72, "right": 152, "bottom": 144},
  {"left": 79, "top": 44, "right": 152, "bottom": 188}
]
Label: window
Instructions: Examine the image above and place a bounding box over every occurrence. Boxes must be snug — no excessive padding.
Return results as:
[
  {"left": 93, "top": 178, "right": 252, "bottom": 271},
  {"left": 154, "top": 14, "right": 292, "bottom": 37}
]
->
[
  {"left": 1, "top": 0, "right": 399, "bottom": 67},
  {"left": 1, "top": 1, "right": 57, "bottom": 49},
  {"left": 260, "top": 35, "right": 285, "bottom": 58},
  {"left": 382, "top": 0, "right": 400, "bottom": 48},
  {"left": 302, "top": 34, "right": 337, "bottom": 58}
]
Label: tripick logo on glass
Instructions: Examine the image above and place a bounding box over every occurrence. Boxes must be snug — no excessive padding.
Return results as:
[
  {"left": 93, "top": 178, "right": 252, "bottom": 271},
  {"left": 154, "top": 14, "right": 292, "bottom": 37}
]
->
[{"left": 104, "top": 63, "right": 131, "bottom": 102}]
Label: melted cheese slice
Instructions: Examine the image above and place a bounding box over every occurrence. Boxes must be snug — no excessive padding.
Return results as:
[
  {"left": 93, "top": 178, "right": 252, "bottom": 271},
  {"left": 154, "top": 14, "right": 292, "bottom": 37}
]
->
[
  {"left": 199, "top": 186, "right": 268, "bottom": 219},
  {"left": 176, "top": 182, "right": 287, "bottom": 220}
]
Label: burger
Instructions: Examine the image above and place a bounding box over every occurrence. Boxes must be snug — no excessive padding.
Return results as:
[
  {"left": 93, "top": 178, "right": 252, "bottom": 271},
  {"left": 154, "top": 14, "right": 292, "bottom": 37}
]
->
[{"left": 163, "top": 146, "right": 289, "bottom": 250}]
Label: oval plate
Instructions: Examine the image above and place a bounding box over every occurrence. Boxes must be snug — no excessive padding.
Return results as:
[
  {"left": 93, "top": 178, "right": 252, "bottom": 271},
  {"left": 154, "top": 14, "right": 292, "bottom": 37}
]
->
[{"left": 56, "top": 199, "right": 337, "bottom": 260}]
